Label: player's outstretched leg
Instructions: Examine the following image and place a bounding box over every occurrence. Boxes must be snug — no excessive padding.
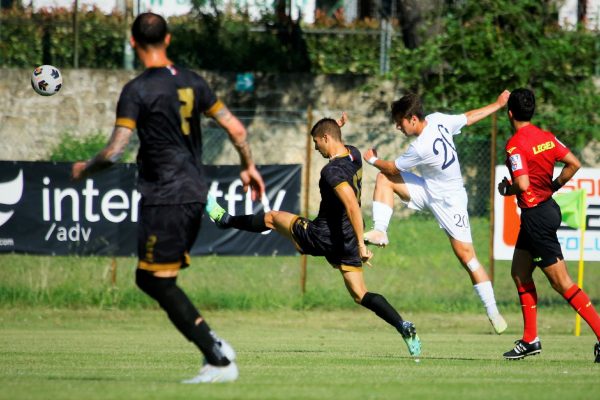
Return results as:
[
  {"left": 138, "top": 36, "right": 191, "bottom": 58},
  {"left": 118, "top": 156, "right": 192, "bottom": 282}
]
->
[{"left": 205, "top": 195, "right": 268, "bottom": 232}]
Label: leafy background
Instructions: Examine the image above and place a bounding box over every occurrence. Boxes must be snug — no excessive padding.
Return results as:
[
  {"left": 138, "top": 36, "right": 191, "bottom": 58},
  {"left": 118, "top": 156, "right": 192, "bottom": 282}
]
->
[{"left": 1, "top": 0, "right": 598, "bottom": 147}]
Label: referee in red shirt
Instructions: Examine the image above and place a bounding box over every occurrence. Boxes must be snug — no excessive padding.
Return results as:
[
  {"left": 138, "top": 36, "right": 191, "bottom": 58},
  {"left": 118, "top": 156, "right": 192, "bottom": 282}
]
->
[{"left": 498, "top": 88, "right": 600, "bottom": 363}]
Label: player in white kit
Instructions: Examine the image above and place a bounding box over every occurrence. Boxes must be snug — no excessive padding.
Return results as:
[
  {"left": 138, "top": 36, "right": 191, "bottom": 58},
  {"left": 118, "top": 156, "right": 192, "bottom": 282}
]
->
[{"left": 362, "top": 91, "right": 510, "bottom": 334}]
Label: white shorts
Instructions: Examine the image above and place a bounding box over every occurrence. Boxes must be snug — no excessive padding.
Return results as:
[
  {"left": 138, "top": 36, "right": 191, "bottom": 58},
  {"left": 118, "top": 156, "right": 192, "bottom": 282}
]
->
[{"left": 399, "top": 171, "right": 473, "bottom": 243}]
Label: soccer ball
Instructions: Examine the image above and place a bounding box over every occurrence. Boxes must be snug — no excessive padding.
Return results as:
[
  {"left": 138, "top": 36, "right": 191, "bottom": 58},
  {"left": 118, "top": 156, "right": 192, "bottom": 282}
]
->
[{"left": 31, "top": 65, "right": 62, "bottom": 96}]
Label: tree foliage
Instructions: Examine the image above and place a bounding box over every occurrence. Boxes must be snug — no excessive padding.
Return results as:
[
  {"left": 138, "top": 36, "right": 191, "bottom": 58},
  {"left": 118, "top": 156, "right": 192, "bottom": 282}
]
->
[
  {"left": 1, "top": 1, "right": 597, "bottom": 146},
  {"left": 388, "top": 0, "right": 599, "bottom": 147}
]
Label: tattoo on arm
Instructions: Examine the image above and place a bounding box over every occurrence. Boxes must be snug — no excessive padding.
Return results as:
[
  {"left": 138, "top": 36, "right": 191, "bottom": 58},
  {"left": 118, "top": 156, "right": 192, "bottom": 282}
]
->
[
  {"left": 85, "top": 126, "right": 133, "bottom": 175},
  {"left": 234, "top": 140, "right": 253, "bottom": 168},
  {"left": 214, "top": 106, "right": 234, "bottom": 123}
]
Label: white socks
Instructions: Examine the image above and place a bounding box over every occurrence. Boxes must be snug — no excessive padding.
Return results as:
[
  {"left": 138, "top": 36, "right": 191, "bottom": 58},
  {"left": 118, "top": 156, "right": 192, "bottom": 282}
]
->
[
  {"left": 372, "top": 201, "right": 393, "bottom": 232},
  {"left": 473, "top": 281, "right": 500, "bottom": 317}
]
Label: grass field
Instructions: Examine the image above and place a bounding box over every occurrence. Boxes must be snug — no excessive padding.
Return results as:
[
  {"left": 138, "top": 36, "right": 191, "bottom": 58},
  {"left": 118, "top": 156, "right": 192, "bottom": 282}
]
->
[
  {"left": 1, "top": 216, "right": 599, "bottom": 399},
  {"left": 1, "top": 308, "right": 598, "bottom": 400},
  {"left": 1, "top": 216, "right": 598, "bottom": 312}
]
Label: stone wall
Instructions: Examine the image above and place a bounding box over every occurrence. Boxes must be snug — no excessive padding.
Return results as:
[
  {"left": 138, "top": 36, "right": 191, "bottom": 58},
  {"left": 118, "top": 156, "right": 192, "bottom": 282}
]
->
[
  {"left": 1, "top": 68, "right": 597, "bottom": 215},
  {"left": 0, "top": 68, "right": 410, "bottom": 215}
]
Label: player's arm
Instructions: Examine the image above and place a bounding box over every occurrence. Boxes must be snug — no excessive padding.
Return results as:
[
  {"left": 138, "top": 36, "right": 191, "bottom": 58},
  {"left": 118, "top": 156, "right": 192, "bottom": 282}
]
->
[
  {"left": 363, "top": 148, "right": 401, "bottom": 176},
  {"left": 464, "top": 90, "right": 510, "bottom": 126},
  {"left": 334, "top": 183, "right": 372, "bottom": 263},
  {"left": 71, "top": 126, "right": 133, "bottom": 180},
  {"left": 551, "top": 151, "right": 581, "bottom": 192},
  {"left": 210, "top": 103, "right": 265, "bottom": 200}
]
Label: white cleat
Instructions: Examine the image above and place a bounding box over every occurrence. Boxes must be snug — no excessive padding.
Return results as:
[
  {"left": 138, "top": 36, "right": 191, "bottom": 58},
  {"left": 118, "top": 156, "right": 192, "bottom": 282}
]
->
[
  {"left": 364, "top": 230, "right": 389, "bottom": 247},
  {"left": 182, "top": 362, "right": 239, "bottom": 384},
  {"left": 202, "top": 338, "right": 236, "bottom": 365},
  {"left": 489, "top": 313, "right": 508, "bottom": 335}
]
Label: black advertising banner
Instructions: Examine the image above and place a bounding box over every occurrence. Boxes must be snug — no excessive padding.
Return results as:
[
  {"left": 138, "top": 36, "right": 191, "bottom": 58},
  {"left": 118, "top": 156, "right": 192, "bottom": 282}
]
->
[{"left": 0, "top": 161, "right": 300, "bottom": 256}]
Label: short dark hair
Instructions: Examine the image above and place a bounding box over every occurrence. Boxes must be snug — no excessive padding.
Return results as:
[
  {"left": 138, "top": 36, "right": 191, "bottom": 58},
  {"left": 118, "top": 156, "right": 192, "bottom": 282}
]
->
[
  {"left": 131, "top": 13, "right": 168, "bottom": 48},
  {"left": 311, "top": 118, "right": 341, "bottom": 141},
  {"left": 391, "top": 93, "right": 425, "bottom": 121},
  {"left": 508, "top": 88, "right": 535, "bottom": 122}
]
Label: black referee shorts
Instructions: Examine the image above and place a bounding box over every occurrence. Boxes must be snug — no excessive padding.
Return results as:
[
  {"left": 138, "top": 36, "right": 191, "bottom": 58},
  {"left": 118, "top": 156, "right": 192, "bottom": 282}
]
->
[
  {"left": 290, "top": 216, "right": 363, "bottom": 272},
  {"left": 516, "top": 198, "right": 564, "bottom": 268},
  {"left": 137, "top": 203, "right": 203, "bottom": 272}
]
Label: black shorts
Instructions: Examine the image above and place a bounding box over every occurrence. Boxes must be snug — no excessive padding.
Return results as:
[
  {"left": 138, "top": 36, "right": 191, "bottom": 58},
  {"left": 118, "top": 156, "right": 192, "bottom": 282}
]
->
[
  {"left": 290, "top": 216, "right": 362, "bottom": 271},
  {"left": 137, "top": 202, "right": 203, "bottom": 272},
  {"left": 516, "top": 198, "right": 564, "bottom": 268}
]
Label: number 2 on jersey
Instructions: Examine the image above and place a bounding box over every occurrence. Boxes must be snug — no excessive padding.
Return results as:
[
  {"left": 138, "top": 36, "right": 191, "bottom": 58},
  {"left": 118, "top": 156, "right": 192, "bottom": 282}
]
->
[
  {"left": 177, "top": 88, "right": 194, "bottom": 135},
  {"left": 432, "top": 124, "right": 457, "bottom": 170}
]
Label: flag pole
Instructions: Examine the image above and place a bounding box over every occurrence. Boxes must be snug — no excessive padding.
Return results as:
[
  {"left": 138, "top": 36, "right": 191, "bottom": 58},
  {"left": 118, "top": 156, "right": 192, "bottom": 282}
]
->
[{"left": 575, "top": 191, "right": 586, "bottom": 336}]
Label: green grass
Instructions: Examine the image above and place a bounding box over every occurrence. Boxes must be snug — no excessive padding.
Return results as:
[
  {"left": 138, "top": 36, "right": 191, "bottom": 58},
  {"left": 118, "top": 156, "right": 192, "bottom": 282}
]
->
[
  {"left": 1, "top": 308, "right": 598, "bottom": 400},
  {"left": 1, "top": 216, "right": 598, "bottom": 312},
  {"left": 2, "top": 215, "right": 599, "bottom": 399}
]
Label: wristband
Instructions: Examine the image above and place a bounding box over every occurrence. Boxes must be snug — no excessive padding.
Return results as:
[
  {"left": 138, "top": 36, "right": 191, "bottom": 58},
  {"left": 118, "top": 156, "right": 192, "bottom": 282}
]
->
[
  {"left": 551, "top": 178, "right": 562, "bottom": 192},
  {"left": 367, "top": 156, "right": 379, "bottom": 165}
]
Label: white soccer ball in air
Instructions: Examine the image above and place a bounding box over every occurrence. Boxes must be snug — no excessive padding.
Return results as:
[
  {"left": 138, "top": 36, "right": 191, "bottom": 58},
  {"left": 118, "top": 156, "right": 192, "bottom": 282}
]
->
[{"left": 31, "top": 65, "right": 63, "bottom": 96}]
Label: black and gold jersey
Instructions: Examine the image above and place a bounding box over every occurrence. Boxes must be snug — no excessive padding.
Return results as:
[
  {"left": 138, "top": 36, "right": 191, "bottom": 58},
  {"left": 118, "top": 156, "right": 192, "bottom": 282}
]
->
[
  {"left": 116, "top": 65, "right": 223, "bottom": 205},
  {"left": 313, "top": 145, "right": 362, "bottom": 245}
]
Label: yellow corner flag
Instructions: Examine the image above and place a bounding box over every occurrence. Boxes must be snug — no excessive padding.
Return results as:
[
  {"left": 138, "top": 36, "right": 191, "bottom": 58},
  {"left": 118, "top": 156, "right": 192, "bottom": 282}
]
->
[{"left": 553, "top": 188, "right": 587, "bottom": 336}]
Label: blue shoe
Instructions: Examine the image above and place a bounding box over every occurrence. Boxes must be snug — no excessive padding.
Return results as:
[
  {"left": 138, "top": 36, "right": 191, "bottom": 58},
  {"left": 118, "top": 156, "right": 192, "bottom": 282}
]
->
[{"left": 399, "top": 321, "right": 421, "bottom": 357}]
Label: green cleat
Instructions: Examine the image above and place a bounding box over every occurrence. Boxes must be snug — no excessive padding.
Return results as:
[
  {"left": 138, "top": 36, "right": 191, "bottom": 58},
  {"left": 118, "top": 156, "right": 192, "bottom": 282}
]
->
[
  {"left": 205, "top": 195, "right": 229, "bottom": 227},
  {"left": 399, "top": 321, "right": 421, "bottom": 357}
]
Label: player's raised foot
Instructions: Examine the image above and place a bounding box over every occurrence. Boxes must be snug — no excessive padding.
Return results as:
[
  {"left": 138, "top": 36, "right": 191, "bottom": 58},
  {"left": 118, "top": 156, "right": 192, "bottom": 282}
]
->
[
  {"left": 398, "top": 320, "right": 421, "bottom": 357},
  {"left": 488, "top": 313, "right": 508, "bottom": 335},
  {"left": 503, "top": 337, "right": 541, "bottom": 360},
  {"left": 364, "top": 230, "right": 389, "bottom": 247},
  {"left": 205, "top": 195, "right": 230, "bottom": 228},
  {"left": 594, "top": 342, "right": 600, "bottom": 363},
  {"left": 182, "top": 362, "right": 239, "bottom": 384}
]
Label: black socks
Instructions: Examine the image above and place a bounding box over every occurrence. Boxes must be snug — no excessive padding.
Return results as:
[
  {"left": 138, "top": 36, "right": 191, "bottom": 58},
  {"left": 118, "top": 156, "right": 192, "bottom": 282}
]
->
[
  {"left": 226, "top": 211, "right": 268, "bottom": 232},
  {"left": 135, "top": 270, "right": 230, "bottom": 366},
  {"left": 360, "top": 292, "right": 404, "bottom": 330}
]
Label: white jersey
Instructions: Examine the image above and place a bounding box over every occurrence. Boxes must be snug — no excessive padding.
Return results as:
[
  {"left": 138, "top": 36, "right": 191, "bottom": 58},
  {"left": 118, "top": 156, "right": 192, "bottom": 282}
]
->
[{"left": 394, "top": 112, "right": 467, "bottom": 198}]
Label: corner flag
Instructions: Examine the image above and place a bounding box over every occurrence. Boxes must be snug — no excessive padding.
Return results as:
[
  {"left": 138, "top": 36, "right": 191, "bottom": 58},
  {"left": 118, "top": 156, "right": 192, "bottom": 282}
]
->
[
  {"left": 553, "top": 188, "right": 587, "bottom": 336},
  {"left": 554, "top": 189, "right": 586, "bottom": 229}
]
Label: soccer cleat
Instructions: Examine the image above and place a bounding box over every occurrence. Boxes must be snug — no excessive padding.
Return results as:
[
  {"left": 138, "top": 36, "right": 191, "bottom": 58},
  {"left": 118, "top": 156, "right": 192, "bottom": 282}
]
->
[
  {"left": 203, "top": 338, "right": 237, "bottom": 366},
  {"left": 503, "top": 337, "right": 542, "bottom": 360},
  {"left": 594, "top": 342, "right": 600, "bottom": 363},
  {"left": 488, "top": 313, "right": 508, "bottom": 335},
  {"left": 181, "top": 362, "right": 239, "bottom": 384},
  {"left": 398, "top": 320, "right": 421, "bottom": 357},
  {"left": 205, "top": 195, "right": 230, "bottom": 227},
  {"left": 364, "top": 230, "right": 389, "bottom": 247}
]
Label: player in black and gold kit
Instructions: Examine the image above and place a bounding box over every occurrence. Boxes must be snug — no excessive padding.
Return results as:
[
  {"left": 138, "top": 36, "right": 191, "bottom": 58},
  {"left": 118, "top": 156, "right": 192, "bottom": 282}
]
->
[
  {"left": 72, "top": 12, "right": 265, "bottom": 383},
  {"left": 207, "top": 118, "right": 421, "bottom": 357}
]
